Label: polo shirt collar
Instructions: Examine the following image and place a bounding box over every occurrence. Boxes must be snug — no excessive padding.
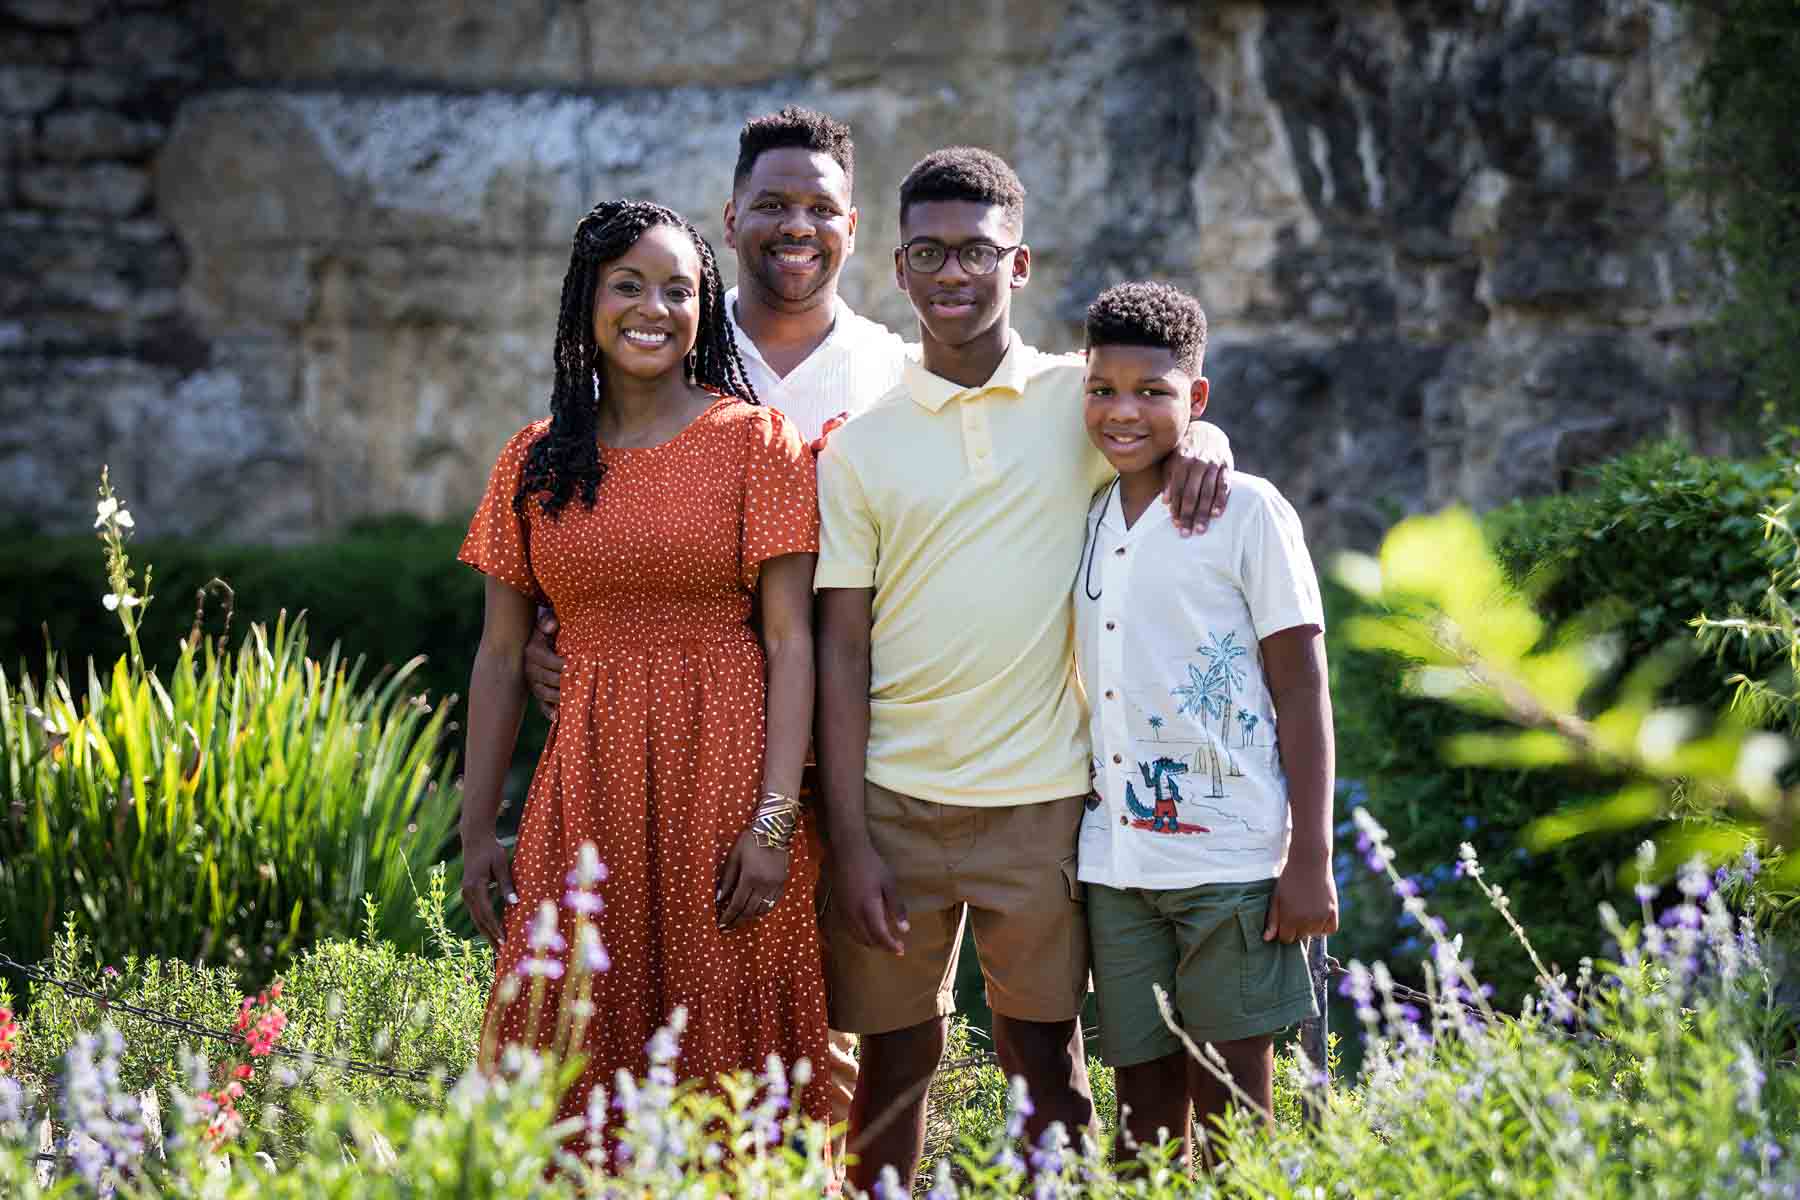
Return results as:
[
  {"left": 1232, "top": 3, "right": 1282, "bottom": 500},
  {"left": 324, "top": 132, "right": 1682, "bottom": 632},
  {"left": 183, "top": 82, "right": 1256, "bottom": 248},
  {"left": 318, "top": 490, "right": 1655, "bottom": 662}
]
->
[{"left": 904, "top": 333, "right": 1030, "bottom": 412}]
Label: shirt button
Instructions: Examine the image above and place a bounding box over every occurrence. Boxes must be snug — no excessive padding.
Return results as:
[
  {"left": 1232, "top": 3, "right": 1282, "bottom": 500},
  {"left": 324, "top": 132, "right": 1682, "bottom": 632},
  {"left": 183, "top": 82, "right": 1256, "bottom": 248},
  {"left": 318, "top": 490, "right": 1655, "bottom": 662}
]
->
[
  {"left": 1111, "top": 753, "right": 1122, "bottom": 764},
  {"left": 1105, "top": 620, "right": 1117, "bottom": 631},
  {"left": 1104, "top": 689, "right": 1115, "bottom": 700},
  {"left": 1114, "top": 546, "right": 1126, "bottom": 556}
]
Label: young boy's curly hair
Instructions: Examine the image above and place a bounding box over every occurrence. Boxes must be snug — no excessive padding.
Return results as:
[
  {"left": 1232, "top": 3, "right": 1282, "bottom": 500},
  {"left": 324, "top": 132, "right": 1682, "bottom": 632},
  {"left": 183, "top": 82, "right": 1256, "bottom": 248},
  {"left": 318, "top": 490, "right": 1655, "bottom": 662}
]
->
[
  {"left": 898, "top": 147, "right": 1025, "bottom": 225},
  {"left": 1084, "top": 281, "right": 1209, "bottom": 373},
  {"left": 734, "top": 106, "right": 855, "bottom": 187}
]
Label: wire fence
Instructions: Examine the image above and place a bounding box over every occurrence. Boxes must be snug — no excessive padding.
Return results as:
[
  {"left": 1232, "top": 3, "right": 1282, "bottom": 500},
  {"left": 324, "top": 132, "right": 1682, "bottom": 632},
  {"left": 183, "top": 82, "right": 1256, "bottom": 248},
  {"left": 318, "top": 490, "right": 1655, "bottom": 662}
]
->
[{"left": 0, "top": 950, "right": 437, "bottom": 1086}]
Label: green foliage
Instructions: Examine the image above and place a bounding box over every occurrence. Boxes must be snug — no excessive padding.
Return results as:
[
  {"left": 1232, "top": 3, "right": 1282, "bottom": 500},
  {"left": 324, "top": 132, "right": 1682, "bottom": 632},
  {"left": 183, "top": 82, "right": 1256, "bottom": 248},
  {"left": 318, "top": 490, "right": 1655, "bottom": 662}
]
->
[
  {"left": 1329, "top": 444, "right": 1794, "bottom": 1006},
  {"left": 0, "top": 518, "right": 484, "bottom": 733},
  {"left": 1672, "top": 0, "right": 1800, "bottom": 427},
  {"left": 0, "top": 607, "right": 465, "bottom": 977},
  {"left": 13, "top": 867, "right": 492, "bottom": 1157},
  {"left": 1694, "top": 470, "right": 1800, "bottom": 736},
  {"left": 6, "top": 838, "right": 1797, "bottom": 1197},
  {"left": 1484, "top": 444, "right": 1788, "bottom": 699}
]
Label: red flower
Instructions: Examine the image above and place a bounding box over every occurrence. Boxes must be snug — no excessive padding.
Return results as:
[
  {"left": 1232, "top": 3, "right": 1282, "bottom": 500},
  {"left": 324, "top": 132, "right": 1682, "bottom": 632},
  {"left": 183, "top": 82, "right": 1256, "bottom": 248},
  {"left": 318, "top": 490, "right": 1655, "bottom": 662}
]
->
[{"left": 0, "top": 1004, "right": 18, "bottom": 1073}]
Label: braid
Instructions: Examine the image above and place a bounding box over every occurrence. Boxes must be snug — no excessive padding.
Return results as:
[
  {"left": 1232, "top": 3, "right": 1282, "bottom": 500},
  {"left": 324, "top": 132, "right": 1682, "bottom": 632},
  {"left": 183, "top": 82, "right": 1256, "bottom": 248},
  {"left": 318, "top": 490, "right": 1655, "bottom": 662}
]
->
[{"left": 515, "top": 199, "right": 757, "bottom": 519}]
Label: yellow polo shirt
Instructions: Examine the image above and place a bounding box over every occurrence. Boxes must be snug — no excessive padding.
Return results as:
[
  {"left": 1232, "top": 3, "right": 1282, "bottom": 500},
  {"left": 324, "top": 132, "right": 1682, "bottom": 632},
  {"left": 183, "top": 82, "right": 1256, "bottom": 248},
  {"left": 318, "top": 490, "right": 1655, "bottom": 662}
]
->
[{"left": 815, "top": 335, "right": 1115, "bottom": 807}]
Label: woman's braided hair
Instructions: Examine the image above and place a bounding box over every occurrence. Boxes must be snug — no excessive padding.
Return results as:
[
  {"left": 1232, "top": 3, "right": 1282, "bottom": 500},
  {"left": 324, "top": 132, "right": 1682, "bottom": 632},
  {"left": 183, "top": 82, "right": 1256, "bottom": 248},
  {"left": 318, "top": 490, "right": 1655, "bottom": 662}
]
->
[{"left": 515, "top": 199, "right": 756, "bottom": 518}]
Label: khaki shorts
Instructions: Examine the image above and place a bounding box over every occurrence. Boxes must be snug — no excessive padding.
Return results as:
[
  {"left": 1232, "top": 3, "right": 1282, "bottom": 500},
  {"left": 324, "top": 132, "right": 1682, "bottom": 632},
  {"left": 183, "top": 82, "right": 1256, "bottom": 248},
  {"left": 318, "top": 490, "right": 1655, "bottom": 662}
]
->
[
  {"left": 821, "top": 782, "right": 1089, "bottom": 1035},
  {"left": 1087, "top": 879, "right": 1318, "bottom": 1068}
]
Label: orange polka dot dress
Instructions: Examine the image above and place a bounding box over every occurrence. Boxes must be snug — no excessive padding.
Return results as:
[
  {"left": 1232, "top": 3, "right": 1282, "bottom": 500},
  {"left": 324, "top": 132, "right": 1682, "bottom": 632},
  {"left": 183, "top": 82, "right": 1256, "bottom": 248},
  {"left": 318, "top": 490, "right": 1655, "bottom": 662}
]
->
[{"left": 458, "top": 396, "right": 830, "bottom": 1140}]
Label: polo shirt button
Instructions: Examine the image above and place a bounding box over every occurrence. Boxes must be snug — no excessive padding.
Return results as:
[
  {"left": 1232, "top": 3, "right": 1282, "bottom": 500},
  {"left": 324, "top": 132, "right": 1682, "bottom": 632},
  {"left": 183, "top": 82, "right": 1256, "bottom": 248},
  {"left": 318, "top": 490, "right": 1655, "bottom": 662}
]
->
[
  {"left": 1111, "top": 753, "right": 1122, "bottom": 764},
  {"left": 1105, "top": 620, "right": 1116, "bottom": 631},
  {"left": 1104, "top": 689, "right": 1115, "bottom": 699},
  {"left": 1114, "top": 546, "right": 1126, "bottom": 556}
]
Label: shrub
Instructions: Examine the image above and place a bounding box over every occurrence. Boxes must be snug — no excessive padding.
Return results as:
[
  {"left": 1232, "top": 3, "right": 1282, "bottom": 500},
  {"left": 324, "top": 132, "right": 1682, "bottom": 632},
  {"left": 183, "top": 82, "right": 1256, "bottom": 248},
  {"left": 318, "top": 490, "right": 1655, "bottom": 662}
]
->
[
  {"left": 1328, "top": 443, "right": 1794, "bottom": 1005},
  {"left": 13, "top": 865, "right": 492, "bottom": 1145},
  {"left": 0, "top": 489, "right": 466, "bottom": 979},
  {"left": 0, "top": 517, "right": 484, "bottom": 740}
]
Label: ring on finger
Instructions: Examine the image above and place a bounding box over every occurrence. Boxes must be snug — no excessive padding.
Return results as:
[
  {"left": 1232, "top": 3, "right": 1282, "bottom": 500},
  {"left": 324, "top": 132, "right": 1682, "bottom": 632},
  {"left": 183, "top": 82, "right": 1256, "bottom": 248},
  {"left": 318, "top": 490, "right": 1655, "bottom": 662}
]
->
[{"left": 760, "top": 896, "right": 777, "bottom": 911}]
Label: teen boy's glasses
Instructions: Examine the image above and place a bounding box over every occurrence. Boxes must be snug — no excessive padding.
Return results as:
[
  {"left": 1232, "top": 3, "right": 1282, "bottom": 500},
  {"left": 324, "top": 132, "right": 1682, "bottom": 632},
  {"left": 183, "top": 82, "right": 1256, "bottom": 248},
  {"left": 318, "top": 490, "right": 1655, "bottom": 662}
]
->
[{"left": 898, "top": 238, "right": 1023, "bottom": 276}]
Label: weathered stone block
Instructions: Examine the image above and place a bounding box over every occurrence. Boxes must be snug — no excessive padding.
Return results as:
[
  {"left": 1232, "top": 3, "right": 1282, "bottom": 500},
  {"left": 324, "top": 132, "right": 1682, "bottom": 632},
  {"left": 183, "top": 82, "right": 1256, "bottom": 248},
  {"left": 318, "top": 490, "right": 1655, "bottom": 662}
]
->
[
  {"left": 39, "top": 109, "right": 165, "bottom": 162},
  {"left": 77, "top": 12, "right": 196, "bottom": 71},
  {"left": 0, "top": 30, "right": 75, "bottom": 64},
  {"left": 809, "top": 0, "right": 1065, "bottom": 68},
  {"left": 65, "top": 69, "right": 148, "bottom": 107},
  {"left": 0, "top": 64, "right": 64, "bottom": 113},
  {"left": 1, "top": 0, "right": 104, "bottom": 26},
  {"left": 158, "top": 93, "right": 349, "bottom": 246},
  {"left": 205, "top": 0, "right": 587, "bottom": 86},
  {"left": 17, "top": 163, "right": 149, "bottom": 216}
]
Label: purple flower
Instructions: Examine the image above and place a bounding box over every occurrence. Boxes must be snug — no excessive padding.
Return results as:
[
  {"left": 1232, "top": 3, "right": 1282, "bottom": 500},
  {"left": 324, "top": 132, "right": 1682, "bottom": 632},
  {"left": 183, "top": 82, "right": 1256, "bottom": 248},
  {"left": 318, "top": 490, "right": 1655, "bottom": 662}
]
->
[
  {"left": 527, "top": 901, "right": 566, "bottom": 953},
  {"left": 563, "top": 889, "right": 604, "bottom": 915},
  {"left": 0, "top": 1075, "right": 24, "bottom": 1125},
  {"left": 1004, "top": 1076, "right": 1035, "bottom": 1140},
  {"left": 1394, "top": 876, "right": 1420, "bottom": 899},
  {"left": 576, "top": 926, "right": 610, "bottom": 974},
  {"left": 59, "top": 1026, "right": 147, "bottom": 1187}
]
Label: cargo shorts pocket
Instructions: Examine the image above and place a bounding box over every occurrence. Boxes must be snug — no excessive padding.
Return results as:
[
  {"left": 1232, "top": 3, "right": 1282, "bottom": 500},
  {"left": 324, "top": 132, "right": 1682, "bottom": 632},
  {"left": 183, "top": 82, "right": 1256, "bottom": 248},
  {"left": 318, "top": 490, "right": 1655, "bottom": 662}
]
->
[
  {"left": 1059, "top": 854, "right": 1085, "bottom": 904},
  {"left": 1235, "top": 905, "right": 1310, "bottom": 1010}
]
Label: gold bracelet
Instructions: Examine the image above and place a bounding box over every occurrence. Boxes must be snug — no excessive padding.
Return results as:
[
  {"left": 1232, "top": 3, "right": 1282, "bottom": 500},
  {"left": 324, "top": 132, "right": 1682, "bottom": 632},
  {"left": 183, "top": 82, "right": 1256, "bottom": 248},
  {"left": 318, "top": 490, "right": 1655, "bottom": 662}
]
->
[{"left": 748, "top": 790, "right": 800, "bottom": 852}]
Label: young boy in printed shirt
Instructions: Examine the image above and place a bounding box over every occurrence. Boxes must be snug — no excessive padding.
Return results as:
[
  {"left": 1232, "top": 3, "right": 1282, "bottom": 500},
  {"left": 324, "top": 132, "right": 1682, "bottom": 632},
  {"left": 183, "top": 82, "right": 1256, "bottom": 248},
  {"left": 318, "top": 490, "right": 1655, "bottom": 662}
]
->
[{"left": 1074, "top": 282, "right": 1338, "bottom": 1164}]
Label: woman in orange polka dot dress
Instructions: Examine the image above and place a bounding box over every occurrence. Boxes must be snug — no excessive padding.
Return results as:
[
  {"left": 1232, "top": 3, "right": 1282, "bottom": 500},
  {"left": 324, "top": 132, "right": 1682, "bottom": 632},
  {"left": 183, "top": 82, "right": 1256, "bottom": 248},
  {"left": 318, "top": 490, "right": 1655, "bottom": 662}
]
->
[{"left": 456, "top": 199, "right": 830, "bottom": 1157}]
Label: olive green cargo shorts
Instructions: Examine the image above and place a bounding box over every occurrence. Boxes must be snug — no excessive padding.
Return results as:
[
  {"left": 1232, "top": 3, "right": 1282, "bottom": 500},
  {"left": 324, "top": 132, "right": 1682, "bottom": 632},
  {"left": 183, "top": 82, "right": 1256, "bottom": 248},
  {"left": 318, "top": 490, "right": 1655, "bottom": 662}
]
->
[{"left": 1087, "top": 878, "right": 1318, "bottom": 1067}]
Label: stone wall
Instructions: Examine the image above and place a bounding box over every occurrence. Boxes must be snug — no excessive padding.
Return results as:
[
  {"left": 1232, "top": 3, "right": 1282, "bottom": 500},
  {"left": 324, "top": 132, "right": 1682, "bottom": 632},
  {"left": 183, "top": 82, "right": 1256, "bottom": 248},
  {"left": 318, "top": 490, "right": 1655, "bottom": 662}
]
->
[{"left": 1, "top": 0, "right": 1722, "bottom": 548}]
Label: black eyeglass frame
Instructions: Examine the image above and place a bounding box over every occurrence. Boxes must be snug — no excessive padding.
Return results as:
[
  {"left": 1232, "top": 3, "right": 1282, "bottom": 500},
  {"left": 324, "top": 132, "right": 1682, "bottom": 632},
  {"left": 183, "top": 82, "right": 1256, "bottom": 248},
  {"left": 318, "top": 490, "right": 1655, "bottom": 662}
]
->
[{"left": 895, "top": 237, "right": 1026, "bottom": 276}]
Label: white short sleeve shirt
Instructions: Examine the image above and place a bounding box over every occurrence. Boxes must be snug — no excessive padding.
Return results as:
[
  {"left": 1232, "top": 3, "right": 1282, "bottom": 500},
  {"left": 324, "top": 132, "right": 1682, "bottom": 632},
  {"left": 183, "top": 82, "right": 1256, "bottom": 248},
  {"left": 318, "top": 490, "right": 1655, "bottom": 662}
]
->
[
  {"left": 726, "top": 288, "right": 913, "bottom": 442},
  {"left": 1073, "top": 472, "right": 1325, "bottom": 889}
]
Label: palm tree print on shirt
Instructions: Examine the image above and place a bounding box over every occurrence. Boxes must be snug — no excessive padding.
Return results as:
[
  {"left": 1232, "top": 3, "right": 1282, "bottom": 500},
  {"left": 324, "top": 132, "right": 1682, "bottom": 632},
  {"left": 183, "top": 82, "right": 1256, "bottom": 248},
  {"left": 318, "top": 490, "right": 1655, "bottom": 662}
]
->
[{"left": 1170, "top": 631, "right": 1249, "bottom": 797}]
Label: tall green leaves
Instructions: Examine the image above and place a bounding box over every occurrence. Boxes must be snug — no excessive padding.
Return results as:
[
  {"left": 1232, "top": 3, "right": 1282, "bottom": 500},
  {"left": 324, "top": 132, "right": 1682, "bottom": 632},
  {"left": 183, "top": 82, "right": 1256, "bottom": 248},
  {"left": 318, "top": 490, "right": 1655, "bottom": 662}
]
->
[{"left": 0, "top": 613, "right": 463, "bottom": 974}]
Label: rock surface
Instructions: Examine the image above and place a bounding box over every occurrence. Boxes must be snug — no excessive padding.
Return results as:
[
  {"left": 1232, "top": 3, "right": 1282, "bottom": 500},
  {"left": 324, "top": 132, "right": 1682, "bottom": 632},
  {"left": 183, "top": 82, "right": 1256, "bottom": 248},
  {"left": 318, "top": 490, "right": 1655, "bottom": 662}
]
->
[{"left": 0, "top": 0, "right": 1724, "bottom": 547}]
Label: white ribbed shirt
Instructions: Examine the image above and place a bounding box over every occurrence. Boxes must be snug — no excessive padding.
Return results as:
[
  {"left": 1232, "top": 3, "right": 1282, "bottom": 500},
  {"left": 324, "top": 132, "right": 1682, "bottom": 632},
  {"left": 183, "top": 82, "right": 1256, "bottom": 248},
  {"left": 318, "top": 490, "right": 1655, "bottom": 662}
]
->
[{"left": 725, "top": 288, "right": 912, "bottom": 442}]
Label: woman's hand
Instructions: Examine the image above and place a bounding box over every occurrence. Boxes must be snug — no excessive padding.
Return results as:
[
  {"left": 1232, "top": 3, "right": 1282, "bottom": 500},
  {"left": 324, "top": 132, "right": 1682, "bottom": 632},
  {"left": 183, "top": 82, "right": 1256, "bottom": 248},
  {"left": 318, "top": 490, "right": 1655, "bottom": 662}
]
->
[
  {"left": 716, "top": 831, "right": 791, "bottom": 931},
  {"left": 462, "top": 831, "right": 518, "bottom": 949}
]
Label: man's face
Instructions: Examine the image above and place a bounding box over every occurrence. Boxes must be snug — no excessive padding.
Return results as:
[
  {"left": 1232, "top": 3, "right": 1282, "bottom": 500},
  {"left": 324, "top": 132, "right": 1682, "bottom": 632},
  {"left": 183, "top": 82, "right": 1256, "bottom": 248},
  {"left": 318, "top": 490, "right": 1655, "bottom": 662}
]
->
[
  {"left": 893, "top": 200, "right": 1027, "bottom": 350},
  {"left": 724, "top": 147, "right": 856, "bottom": 311}
]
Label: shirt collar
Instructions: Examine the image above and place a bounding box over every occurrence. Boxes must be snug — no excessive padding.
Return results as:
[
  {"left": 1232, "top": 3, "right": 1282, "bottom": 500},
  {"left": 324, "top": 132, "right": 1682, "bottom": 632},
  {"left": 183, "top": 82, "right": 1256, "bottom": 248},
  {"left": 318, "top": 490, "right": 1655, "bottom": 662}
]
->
[
  {"left": 725, "top": 287, "right": 853, "bottom": 381},
  {"left": 903, "top": 332, "right": 1031, "bottom": 412}
]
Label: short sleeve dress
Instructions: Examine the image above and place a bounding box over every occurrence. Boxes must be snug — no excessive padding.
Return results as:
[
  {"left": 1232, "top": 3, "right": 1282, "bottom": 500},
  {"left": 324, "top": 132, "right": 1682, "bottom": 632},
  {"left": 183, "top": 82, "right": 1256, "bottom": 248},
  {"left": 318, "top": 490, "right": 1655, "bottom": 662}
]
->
[{"left": 459, "top": 396, "right": 830, "bottom": 1140}]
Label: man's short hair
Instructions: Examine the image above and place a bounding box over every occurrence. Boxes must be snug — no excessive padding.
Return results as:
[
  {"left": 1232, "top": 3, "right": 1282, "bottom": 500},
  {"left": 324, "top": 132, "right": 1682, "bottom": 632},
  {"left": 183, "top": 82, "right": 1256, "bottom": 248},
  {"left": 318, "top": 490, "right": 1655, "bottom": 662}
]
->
[
  {"left": 733, "top": 106, "right": 855, "bottom": 188},
  {"left": 1085, "top": 281, "right": 1209, "bottom": 374},
  {"left": 898, "top": 147, "right": 1025, "bottom": 226}
]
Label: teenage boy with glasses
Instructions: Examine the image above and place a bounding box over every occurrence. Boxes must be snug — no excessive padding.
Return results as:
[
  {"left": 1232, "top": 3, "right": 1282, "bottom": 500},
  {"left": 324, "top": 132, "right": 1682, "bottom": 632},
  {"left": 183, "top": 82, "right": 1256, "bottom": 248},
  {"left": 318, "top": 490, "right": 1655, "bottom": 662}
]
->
[{"left": 813, "top": 147, "right": 1233, "bottom": 1193}]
